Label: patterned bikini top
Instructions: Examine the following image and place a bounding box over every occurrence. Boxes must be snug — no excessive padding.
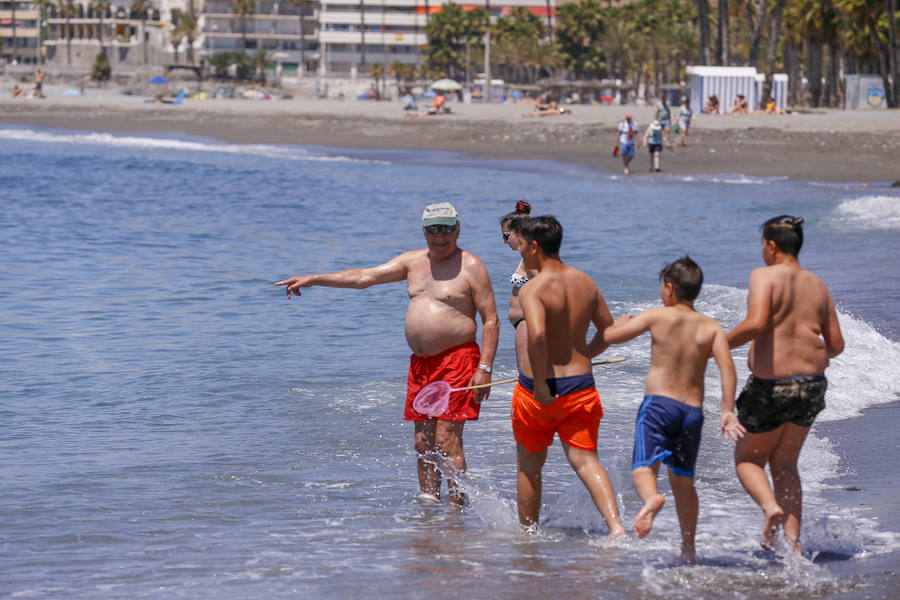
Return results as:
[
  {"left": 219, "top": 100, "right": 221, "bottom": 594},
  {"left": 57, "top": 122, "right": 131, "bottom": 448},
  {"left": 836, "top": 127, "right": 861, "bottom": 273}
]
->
[{"left": 509, "top": 272, "right": 529, "bottom": 288}]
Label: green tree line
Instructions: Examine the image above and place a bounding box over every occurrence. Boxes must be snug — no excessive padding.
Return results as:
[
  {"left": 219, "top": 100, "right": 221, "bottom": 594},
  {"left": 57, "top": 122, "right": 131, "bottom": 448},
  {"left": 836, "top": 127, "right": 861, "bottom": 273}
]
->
[{"left": 420, "top": 0, "right": 899, "bottom": 108}]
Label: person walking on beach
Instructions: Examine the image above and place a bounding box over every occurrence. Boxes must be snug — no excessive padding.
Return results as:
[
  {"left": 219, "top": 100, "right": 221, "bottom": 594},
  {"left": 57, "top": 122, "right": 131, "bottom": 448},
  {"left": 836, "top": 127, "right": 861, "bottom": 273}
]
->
[
  {"left": 615, "top": 114, "right": 639, "bottom": 175},
  {"left": 643, "top": 120, "right": 664, "bottom": 172},
  {"left": 33, "top": 67, "right": 44, "bottom": 98},
  {"left": 727, "top": 215, "right": 844, "bottom": 553},
  {"left": 513, "top": 216, "right": 626, "bottom": 537},
  {"left": 676, "top": 98, "right": 693, "bottom": 146},
  {"left": 276, "top": 202, "right": 500, "bottom": 506},
  {"left": 654, "top": 93, "right": 673, "bottom": 148},
  {"left": 602, "top": 257, "right": 743, "bottom": 563},
  {"left": 500, "top": 200, "right": 537, "bottom": 380}
]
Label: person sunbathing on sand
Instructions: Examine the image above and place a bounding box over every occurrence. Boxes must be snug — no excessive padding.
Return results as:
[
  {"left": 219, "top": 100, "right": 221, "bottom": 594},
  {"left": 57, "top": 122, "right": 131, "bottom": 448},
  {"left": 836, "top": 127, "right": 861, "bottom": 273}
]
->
[
  {"left": 603, "top": 257, "right": 742, "bottom": 563},
  {"left": 728, "top": 94, "right": 749, "bottom": 114}
]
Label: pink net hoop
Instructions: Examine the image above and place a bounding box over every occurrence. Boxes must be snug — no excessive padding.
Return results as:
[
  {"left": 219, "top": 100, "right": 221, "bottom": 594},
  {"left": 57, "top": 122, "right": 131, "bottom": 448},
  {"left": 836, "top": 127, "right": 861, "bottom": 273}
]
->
[{"left": 412, "top": 381, "right": 451, "bottom": 418}]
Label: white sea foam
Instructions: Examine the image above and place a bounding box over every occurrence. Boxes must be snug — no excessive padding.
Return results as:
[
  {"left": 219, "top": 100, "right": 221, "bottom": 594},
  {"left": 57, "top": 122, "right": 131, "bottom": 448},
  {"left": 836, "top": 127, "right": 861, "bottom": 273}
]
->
[
  {"left": 700, "top": 284, "right": 900, "bottom": 421},
  {"left": 829, "top": 195, "right": 900, "bottom": 230},
  {"left": 0, "top": 128, "right": 378, "bottom": 164}
]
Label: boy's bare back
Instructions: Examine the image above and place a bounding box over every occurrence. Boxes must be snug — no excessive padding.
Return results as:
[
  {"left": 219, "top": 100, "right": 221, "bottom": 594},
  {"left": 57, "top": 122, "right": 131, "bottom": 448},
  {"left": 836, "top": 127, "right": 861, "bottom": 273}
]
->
[
  {"left": 643, "top": 306, "right": 729, "bottom": 407},
  {"left": 742, "top": 263, "right": 841, "bottom": 379}
]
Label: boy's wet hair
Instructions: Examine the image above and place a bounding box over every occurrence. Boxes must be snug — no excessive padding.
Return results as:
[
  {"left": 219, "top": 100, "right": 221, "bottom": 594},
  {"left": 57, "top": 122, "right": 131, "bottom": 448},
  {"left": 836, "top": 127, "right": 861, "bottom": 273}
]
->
[
  {"left": 761, "top": 215, "right": 804, "bottom": 256},
  {"left": 659, "top": 256, "right": 703, "bottom": 301},
  {"left": 500, "top": 199, "right": 532, "bottom": 232},
  {"left": 520, "top": 215, "right": 563, "bottom": 256}
]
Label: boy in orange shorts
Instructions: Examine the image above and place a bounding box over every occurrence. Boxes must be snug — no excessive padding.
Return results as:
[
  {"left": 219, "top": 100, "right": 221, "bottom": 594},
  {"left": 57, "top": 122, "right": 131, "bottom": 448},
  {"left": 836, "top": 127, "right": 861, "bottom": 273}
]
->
[
  {"left": 514, "top": 216, "right": 625, "bottom": 537},
  {"left": 602, "top": 257, "right": 743, "bottom": 563}
]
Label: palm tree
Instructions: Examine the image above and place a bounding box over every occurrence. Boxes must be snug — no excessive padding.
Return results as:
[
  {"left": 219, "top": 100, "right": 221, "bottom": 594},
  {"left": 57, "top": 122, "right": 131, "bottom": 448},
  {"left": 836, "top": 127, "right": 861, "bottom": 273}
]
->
[
  {"left": 717, "top": 0, "right": 729, "bottom": 65},
  {"left": 836, "top": 0, "right": 898, "bottom": 107},
  {"left": 91, "top": 0, "right": 112, "bottom": 57},
  {"left": 251, "top": 48, "right": 274, "bottom": 84},
  {"left": 370, "top": 62, "right": 385, "bottom": 97},
  {"left": 745, "top": 0, "right": 767, "bottom": 68},
  {"left": 170, "top": 8, "right": 184, "bottom": 62},
  {"left": 11, "top": 0, "right": 16, "bottom": 63},
  {"left": 554, "top": 0, "right": 607, "bottom": 79},
  {"left": 360, "top": 0, "right": 366, "bottom": 67},
  {"left": 289, "top": 0, "right": 307, "bottom": 73},
  {"left": 390, "top": 60, "right": 416, "bottom": 92},
  {"left": 696, "top": 0, "right": 712, "bottom": 64},
  {"left": 35, "top": 0, "right": 52, "bottom": 63},
  {"left": 231, "top": 0, "right": 255, "bottom": 52},
  {"left": 130, "top": 0, "right": 152, "bottom": 66},
  {"left": 761, "top": 0, "right": 785, "bottom": 103},
  {"left": 888, "top": 0, "right": 899, "bottom": 107},
  {"left": 545, "top": 0, "right": 553, "bottom": 41},
  {"left": 57, "top": 0, "right": 75, "bottom": 66},
  {"left": 176, "top": 11, "right": 199, "bottom": 64}
]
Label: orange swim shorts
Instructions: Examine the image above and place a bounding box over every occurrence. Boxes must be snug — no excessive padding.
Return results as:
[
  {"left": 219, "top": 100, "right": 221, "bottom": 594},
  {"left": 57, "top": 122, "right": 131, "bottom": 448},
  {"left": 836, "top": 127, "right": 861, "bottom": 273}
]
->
[
  {"left": 511, "top": 376, "right": 603, "bottom": 452},
  {"left": 405, "top": 341, "right": 481, "bottom": 421}
]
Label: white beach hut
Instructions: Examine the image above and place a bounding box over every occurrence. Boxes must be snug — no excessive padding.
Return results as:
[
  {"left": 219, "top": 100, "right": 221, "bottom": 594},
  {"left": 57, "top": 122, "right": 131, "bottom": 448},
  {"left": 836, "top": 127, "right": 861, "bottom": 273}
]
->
[
  {"left": 754, "top": 73, "right": 789, "bottom": 111},
  {"left": 687, "top": 66, "right": 760, "bottom": 114}
]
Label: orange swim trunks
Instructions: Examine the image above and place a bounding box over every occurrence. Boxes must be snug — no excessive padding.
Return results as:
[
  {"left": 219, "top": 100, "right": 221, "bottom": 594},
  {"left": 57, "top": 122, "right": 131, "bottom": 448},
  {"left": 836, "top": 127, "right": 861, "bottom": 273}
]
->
[
  {"left": 405, "top": 341, "right": 481, "bottom": 421},
  {"left": 511, "top": 373, "right": 603, "bottom": 452}
]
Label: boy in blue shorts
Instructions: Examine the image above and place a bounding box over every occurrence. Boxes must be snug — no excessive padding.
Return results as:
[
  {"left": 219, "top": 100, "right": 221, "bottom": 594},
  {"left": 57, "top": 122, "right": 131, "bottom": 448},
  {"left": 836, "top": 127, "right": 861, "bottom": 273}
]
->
[{"left": 603, "top": 257, "right": 744, "bottom": 563}]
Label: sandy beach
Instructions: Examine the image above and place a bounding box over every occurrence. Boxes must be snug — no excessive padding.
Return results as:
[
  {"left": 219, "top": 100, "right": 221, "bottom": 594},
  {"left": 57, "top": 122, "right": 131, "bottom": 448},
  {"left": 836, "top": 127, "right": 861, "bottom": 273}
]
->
[{"left": 3, "top": 85, "right": 900, "bottom": 183}]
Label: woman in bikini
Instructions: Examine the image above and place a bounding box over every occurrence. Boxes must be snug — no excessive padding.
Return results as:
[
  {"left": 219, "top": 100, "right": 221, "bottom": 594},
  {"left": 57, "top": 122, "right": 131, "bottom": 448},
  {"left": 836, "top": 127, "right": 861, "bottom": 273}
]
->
[{"left": 500, "top": 200, "right": 538, "bottom": 378}]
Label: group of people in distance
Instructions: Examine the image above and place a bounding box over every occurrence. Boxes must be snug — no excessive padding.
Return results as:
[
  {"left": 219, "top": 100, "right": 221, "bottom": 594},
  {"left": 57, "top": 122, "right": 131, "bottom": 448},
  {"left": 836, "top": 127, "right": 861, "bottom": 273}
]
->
[
  {"left": 276, "top": 201, "right": 844, "bottom": 564},
  {"left": 614, "top": 93, "right": 694, "bottom": 175}
]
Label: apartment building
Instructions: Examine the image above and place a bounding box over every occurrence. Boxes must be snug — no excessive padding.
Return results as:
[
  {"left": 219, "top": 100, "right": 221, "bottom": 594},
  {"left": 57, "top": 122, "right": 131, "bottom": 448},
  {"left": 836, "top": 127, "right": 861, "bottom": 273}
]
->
[
  {"left": 20, "top": 0, "right": 558, "bottom": 75},
  {"left": 41, "top": 1, "right": 178, "bottom": 68},
  {"left": 318, "top": 0, "right": 559, "bottom": 75},
  {"left": 1, "top": 0, "right": 41, "bottom": 63},
  {"left": 202, "top": 0, "right": 318, "bottom": 75}
]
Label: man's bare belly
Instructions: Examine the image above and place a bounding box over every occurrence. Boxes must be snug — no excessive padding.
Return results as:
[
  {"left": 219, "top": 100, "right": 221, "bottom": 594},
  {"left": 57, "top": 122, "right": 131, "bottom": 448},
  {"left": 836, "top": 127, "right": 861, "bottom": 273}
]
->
[{"left": 405, "top": 299, "right": 477, "bottom": 356}]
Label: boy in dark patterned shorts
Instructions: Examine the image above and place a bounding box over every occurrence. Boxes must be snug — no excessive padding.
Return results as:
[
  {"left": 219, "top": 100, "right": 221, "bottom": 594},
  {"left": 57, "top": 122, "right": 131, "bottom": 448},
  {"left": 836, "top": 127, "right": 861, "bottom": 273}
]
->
[{"left": 728, "top": 216, "right": 844, "bottom": 553}]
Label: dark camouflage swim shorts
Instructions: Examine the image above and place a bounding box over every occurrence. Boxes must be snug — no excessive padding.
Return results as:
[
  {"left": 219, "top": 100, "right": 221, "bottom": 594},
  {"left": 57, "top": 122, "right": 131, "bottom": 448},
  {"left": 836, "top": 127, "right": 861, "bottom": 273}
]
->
[{"left": 736, "top": 374, "right": 827, "bottom": 433}]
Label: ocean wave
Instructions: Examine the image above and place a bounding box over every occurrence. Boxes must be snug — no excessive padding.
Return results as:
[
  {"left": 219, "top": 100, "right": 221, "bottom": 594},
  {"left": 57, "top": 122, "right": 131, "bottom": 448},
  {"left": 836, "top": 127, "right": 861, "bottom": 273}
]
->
[
  {"left": 679, "top": 284, "right": 900, "bottom": 421},
  {"left": 676, "top": 174, "right": 790, "bottom": 185},
  {"left": 0, "top": 128, "right": 379, "bottom": 164},
  {"left": 829, "top": 195, "right": 900, "bottom": 230}
]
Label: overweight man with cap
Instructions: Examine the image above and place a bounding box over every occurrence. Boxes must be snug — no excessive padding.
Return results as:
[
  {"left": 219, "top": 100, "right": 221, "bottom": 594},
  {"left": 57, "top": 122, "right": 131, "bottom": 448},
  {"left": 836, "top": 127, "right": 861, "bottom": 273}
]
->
[{"left": 276, "top": 202, "right": 499, "bottom": 506}]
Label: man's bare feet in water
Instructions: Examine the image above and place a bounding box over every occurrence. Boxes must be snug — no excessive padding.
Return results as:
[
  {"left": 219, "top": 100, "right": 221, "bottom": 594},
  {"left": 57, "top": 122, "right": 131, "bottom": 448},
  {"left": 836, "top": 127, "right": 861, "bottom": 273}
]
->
[
  {"left": 633, "top": 494, "right": 665, "bottom": 538},
  {"left": 680, "top": 546, "right": 697, "bottom": 565},
  {"left": 761, "top": 504, "right": 786, "bottom": 549}
]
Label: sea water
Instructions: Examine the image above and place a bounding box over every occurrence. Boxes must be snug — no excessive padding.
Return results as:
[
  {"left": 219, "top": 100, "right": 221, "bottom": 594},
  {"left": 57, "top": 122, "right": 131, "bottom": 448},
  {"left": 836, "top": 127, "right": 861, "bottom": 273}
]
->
[{"left": 1, "top": 127, "right": 899, "bottom": 599}]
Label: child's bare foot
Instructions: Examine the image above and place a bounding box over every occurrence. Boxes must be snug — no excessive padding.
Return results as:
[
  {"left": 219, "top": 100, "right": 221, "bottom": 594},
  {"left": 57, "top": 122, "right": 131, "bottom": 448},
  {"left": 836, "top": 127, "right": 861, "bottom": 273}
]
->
[
  {"left": 680, "top": 548, "right": 697, "bottom": 565},
  {"left": 633, "top": 494, "right": 665, "bottom": 538},
  {"left": 608, "top": 523, "right": 627, "bottom": 540},
  {"left": 761, "top": 504, "right": 785, "bottom": 549}
]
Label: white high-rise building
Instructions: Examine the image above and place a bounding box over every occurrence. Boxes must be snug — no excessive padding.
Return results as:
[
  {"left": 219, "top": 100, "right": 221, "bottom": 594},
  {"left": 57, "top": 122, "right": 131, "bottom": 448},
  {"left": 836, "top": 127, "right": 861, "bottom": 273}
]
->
[{"left": 318, "top": 0, "right": 557, "bottom": 75}]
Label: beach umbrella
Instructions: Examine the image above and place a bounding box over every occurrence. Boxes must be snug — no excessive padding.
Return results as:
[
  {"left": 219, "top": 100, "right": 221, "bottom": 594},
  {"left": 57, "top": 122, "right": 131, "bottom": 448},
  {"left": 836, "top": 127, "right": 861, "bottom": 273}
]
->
[
  {"left": 148, "top": 76, "right": 169, "bottom": 84},
  {"left": 430, "top": 78, "right": 463, "bottom": 91}
]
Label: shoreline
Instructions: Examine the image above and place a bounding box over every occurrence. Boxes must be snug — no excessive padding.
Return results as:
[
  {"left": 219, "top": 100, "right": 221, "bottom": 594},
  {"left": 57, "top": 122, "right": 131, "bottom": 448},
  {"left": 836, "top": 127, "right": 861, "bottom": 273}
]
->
[
  {"left": 816, "top": 400, "right": 900, "bottom": 598},
  {"left": 3, "top": 91, "right": 900, "bottom": 183}
]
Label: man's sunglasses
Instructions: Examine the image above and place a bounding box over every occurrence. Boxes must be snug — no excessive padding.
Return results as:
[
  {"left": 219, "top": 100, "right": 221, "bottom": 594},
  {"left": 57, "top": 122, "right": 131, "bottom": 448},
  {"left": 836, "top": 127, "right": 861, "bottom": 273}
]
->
[{"left": 424, "top": 224, "right": 458, "bottom": 235}]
